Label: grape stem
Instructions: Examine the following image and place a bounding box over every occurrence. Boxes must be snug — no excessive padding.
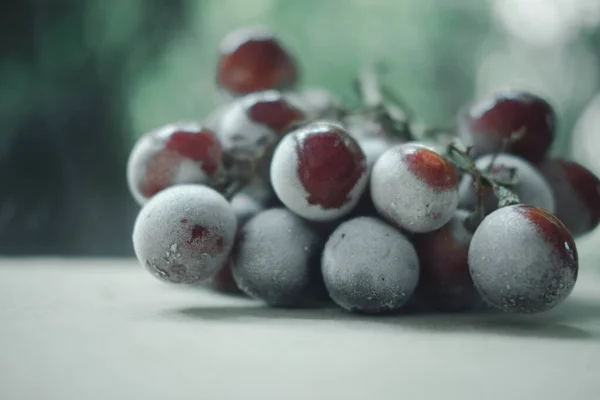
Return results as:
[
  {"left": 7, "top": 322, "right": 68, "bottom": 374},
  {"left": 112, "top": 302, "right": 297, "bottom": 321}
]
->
[{"left": 445, "top": 140, "right": 521, "bottom": 231}]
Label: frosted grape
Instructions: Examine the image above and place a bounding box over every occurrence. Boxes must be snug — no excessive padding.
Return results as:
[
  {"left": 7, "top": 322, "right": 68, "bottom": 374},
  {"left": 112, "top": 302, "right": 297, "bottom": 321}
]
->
[
  {"left": 322, "top": 216, "right": 419, "bottom": 313},
  {"left": 132, "top": 185, "right": 237, "bottom": 284},
  {"left": 468, "top": 205, "right": 578, "bottom": 314}
]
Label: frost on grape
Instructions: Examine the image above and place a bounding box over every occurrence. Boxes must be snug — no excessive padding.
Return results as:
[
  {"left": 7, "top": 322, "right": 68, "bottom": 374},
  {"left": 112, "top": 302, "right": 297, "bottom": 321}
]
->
[
  {"left": 458, "top": 153, "right": 555, "bottom": 215},
  {"left": 370, "top": 143, "right": 458, "bottom": 233},
  {"left": 132, "top": 185, "right": 237, "bottom": 284},
  {"left": 232, "top": 208, "right": 323, "bottom": 306},
  {"left": 271, "top": 122, "right": 368, "bottom": 221},
  {"left": 468, "top": 205, "right": 577, "bottom": 314},
  {"left": 322, "top": 217, "right": 420, "bottom": 313}
]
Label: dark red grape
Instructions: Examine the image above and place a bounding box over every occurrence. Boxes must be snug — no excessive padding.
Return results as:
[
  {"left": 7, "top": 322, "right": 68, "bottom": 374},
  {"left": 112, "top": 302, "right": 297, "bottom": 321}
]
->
[
  {"left": 271, "top": 121, "right": 368, "bottom": 221},
  {"left": 370, "top": 143, "right": 458, "bottom": 233},
  {"left": 413, "top": 210, "right": 482, "bottom": 312},
  {"left": 468, "top": 204, "right": 578, "bottom": 314},
  {"left": 217, "top": 27, "right": 298, "bottom": 96},
  {"left": 538, "top": 158, "right": 600, "bottom": 237},
  {"left": 132, "top": 185, "right": 237, "bottom": 284},
  {"left": 127, "top": 122, "right": 223, "bottom": 205},
  {"left": 457, "top": 90, "right": 556, "bottom": 163},
  {"left": 322, "top": 216, "right": 419, "bottom": 314}
]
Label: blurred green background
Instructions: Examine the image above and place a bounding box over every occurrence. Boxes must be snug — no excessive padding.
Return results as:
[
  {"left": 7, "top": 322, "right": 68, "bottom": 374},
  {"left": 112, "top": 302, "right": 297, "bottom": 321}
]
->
[{"left": 1, "top": 0, "right": 600, "bottom": 256}]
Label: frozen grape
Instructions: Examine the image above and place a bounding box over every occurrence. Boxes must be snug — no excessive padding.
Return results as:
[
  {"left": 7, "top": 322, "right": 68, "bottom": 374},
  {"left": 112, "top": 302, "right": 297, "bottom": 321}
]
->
[
  {"left": 216, "top": 90, "right": 306, "bottom": 158},
  {"left": 127, "top": 122, "right": 223, "bottom": 205},
  {"left": 413, "top": 210, "right": 481, "bottom": 312},
  {"left": 538, "top": 158, "right": 600, "bottom": 237},
  {"left": 468, "top": 205, "right": 578, "bottom": 314},
  {"left": 271, "top": 121, "right": 368, "bottom": 221},
  {"left": 208, "top": 191, "right": 266, "bottom": 294},
  {"left": 217, "top": 27, "right": 298, "bottom": 96},
  {"left": 358, "top": 136, "right": 394, "bottom": 171},
  {"left": 132, "top": 185, "right": 237, "bottom": 284},
  {"left": 288, "top": 88, "right": 340, "bottom": 118},
  {"left": 457, "top": 90, "right": 555, "bottom": 163},
  {"left": 370, "top": 143, "right": 458, "bottom": 233},
  {"left": 232, "top": 208, "right": 323, "bottom": 306},
  {"left": 322, "top": 216, "right": 419, "bottom": 313},
  {"left": 459, "top": 153, "right": 555, "bottom": 215}
]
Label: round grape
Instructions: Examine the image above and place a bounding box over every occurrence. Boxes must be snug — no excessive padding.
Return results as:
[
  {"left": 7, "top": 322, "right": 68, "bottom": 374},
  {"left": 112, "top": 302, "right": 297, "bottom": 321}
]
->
[
  {"left": 288, "top": 88, "right": 340, "bottom": 118},
  {"left": 232, "top": 208, "right": 323, "bottom": 306},
  {"left": 216, "top": 90, "right": 306, "bottom": 159},
  {"left": 216, "top": 27, "right": 298, "bottom": 96},
  {"left": 132, "top": 185, "right": 237, "bottom": 284},
  {"left": 358, "top": 136, "right": 394, "bottom": 171},
  {"left": 270, "top": 121, "right": 368, "bottom": 221},
  {"left": 459, "top": 153, "right": 555, "bottom": 215},
  {"left": 538, "top": 158, "right": 600, "bottom": 237},
  {"left": 457, "top": 90, "right": 556, "bottom": 163},
  {"left": 468, "top": 204, "right": 578, "bottom": 314},
  {"left": 208, "top": 191, "right": 266, "bottom": 294},
  {"left": 127, "top": 122, "right": 223, "bottom": 205},
  {"left": 413, "top": 210, "right": 482, "bottom": 312},
  {"left": 370, "top": 143, "right": 458, "bottom": 233},
  {"left": 322, "top": 216, "right": 419, "bottom": 313}
]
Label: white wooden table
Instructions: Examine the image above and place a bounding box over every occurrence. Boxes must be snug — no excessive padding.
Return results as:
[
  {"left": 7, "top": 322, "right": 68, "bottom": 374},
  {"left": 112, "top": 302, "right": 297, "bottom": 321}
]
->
[{"left": 1, "top": 247, "right": 600, "bottom": 400}]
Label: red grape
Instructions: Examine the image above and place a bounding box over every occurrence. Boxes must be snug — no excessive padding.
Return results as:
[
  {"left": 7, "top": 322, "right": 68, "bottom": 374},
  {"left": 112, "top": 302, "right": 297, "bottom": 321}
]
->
[
  {"left": 457, "top": 90, "right": 556, "bottom": 163},
  {"left": 127, "top": 122, "right": 223, "bottom": 205},
  {"left": 217, "top": 27, "right": 298, "bottom": 96},
  {"left": 271, "top": 121, "right": 368, "bottom": 221},
  {"left": 538, "top": 158, "right": 600, "bottom": 237},
  {"left": 413, "top": 210, "right": 481, "bottom": 312},
  {"left": 468, "top": 204, "right": 578, "bottom": 314},
  {"left": 370, "top": 143, "right": 458, "bottom": 233}
]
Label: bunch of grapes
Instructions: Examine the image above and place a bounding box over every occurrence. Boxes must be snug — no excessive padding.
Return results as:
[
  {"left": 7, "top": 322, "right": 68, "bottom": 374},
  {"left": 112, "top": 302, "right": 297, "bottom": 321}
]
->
[{"left": 128, "top": 27, "right": 600, "bottom": 315}]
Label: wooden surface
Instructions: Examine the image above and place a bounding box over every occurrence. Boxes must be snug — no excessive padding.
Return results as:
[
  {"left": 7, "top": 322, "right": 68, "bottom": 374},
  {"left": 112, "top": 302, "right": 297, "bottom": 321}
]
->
[{"left": 1, "top": 255, "right": 599, "bottom": 400}]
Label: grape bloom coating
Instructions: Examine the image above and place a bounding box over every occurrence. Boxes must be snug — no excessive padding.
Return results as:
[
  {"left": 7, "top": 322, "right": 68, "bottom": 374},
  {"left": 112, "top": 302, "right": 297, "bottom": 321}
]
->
[
  {"left": 271, "top": 121, "right": 368, "bottom": 221},
  {"left": 127, "top": 122, "right": 223, "bottom": 205},
  {"left": 370, "top": 143, "right": 459, "bottom": 233},
  {"left": 468, "top": 205, "right": 578, "bottom": 314},
  {"left": 132, "top": 185, "right": 237, "bottom": 284}
]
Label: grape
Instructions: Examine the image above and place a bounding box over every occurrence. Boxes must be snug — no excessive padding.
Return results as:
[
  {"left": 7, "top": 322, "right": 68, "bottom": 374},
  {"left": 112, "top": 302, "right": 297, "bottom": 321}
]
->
[
  {"left": 345, "top": 114, "right": 389, "bottom": 139},
  {"left": 413, "top": 210, "right": 481, "bottom": 312},
  {"left": 232, "top": 208, "right": 323, "bottom": 306},
  {"left": 132, "top": 185, "right": 237, "bottom": 284},
  {"left": 322, "top": 216, "right": 419, "bottom": 313},
  {"left": 270, "top": 121, "right": 368, "bottom": 221},
  {"left": 370, "top": 143, "right": 458, "bottom": 233},
  {"left": 288, "top": 88, "right": 340, "bottom": 118},
  {"left": 216, "top": 27, "right": 298, "bottom": 96},
  {"left": 127, "top": 122, "right": 223, "bottom": 205},
  {"left": 215, "top": 90, "right": 306, "bottom": 158},
  {"left": 459, "top": 153, "right": 555, "bottom": 215},
  {"left": 538, "top": 158, "right": 600, "bottom": 237},
  {"left": 468, "top": 204, "right": 578, "bottom": 314},
  {"left": 457, "top": 90, "right": 555, "bottom": 163},
  {"left": 358, "top": 136, "right": 394, "bottom": 171},
  {"left": 208, "top": 191, "right": 266, "bottom": 294},
  {"left": 208, "top": 260, "right": 239, "bottom": 294}
]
